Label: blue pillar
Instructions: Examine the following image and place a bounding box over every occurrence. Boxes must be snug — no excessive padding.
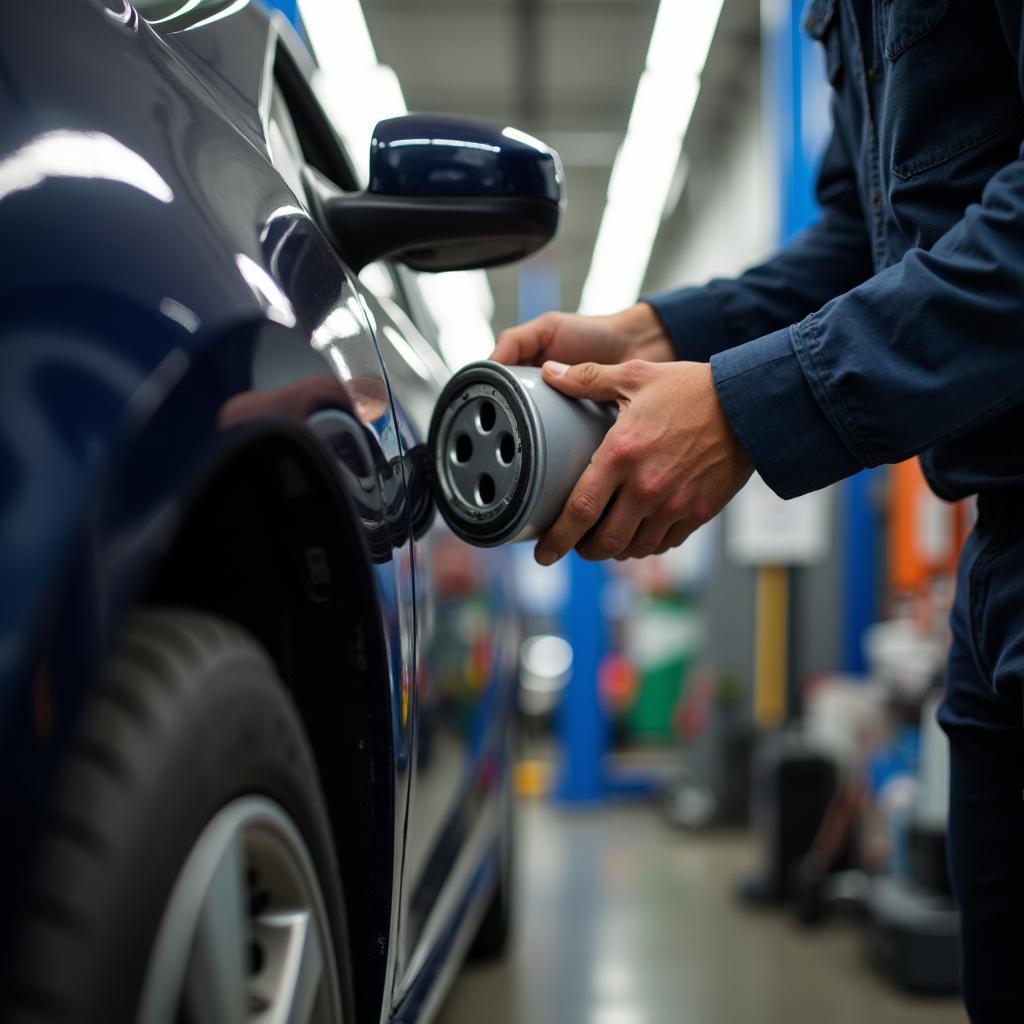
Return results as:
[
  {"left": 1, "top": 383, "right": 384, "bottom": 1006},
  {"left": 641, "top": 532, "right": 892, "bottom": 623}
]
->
[
  {"left": 265, "top": 0, "right": 298, "bottom": 25},
  {"left": 766, "top": 0, "right": 879, "bottom": 676},
  {"left": 556, "top": 554, "right": 609, "bottom": 803},
  {"left": 515, "top": 254, "right": 612, "bottom": 802},
  {"left": 766, "top": 0, "right": 828, "bottom": 242},
  {"left": 841, "top": 468, "right": 880, "bottom": 673}
]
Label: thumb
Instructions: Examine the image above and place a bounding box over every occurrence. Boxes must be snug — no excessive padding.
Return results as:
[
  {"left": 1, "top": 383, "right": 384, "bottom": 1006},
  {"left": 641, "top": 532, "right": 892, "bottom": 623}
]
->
[{"left": 541, "top": 359, "right": 633, "bottom": 402}]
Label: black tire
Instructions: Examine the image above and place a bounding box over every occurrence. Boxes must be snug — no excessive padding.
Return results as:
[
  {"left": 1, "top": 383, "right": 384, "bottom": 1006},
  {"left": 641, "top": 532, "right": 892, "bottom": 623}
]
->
[
  {"left": 469, "top": 758, "right": 515, "bottom": 960},
  {"left": 5, "top": 608, "right": 355, "bottom": 1024}
]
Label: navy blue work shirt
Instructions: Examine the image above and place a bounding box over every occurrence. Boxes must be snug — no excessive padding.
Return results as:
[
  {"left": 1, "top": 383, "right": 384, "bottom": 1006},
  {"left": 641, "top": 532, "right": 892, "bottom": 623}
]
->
[{"left": 646, "top": 0, "right": 1024, "bottom": 502}]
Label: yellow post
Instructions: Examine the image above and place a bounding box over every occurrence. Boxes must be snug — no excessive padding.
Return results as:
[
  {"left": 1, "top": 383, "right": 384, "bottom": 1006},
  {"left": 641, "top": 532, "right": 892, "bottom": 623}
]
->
[{"left": 754, "top": 565, "right": 789, "bottom": 730}]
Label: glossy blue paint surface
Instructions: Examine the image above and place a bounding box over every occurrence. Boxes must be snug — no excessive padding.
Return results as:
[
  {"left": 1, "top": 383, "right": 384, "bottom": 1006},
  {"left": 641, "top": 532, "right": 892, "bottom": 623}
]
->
[
  {"left": 0, "top": 1, "right": 520, "bottom": 1019},
  {"left": 370, "top": 113, "right": 565, "bottom": 206}
]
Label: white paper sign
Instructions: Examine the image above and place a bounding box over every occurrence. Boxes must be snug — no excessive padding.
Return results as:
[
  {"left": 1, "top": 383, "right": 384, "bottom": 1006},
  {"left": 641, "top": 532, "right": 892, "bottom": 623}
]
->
[{"left": 726, "top": 474, "right": 830, "bottom": 566}]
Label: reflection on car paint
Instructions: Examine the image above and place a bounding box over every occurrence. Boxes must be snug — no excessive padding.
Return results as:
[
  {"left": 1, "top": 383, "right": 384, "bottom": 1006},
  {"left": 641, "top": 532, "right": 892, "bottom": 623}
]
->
[
  {"left": 0, "top": 130, "right": 174, "bottom": 206},
  {"left": 0, "top": 2, "right": 522, "bottom": 1018},
  {"left": 351, "top": 284, "right": 522, "bottom": 991}
]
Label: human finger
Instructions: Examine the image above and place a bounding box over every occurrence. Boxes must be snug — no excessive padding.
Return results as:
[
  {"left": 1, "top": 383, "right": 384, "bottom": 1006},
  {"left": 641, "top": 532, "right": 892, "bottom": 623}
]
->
[
  {"left": 614, "top": 514, "right": 675, "bottom": 561},
  {"left": 652, "top": 520, "right": 693, "bottom": 556},
  {"left": 534, "top": 460, "right": 620, "bottom": 565},
  {"left": 541, "top": 357, "right": 650, "bottom": 402},
  {"left": 575, "top": 494, "right": 648, "bottom": 561}
]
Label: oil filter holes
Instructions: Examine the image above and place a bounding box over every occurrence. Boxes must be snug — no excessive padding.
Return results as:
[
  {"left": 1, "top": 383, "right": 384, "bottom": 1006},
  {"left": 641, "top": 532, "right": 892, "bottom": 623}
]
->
[
  {"left": 498, "top": 432, "right": 516, "bottom": 465},
  {"left": 454, "top": 432, "right": 473, "bottom": 464},
  {"left": 478, "top": 400, "right": 497, "bottom": 433},
  {"left": 477, "top": 473, "right": 496, "bottom": 506},
  {"left": 435, "top": 379, "right": 524, "bottom": 525}
]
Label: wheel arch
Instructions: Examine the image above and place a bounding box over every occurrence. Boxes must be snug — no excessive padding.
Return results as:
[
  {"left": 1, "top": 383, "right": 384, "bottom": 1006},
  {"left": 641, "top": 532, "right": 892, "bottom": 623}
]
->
[{"left": 141, "top": 423, "right": 397, "bottom": 1024}]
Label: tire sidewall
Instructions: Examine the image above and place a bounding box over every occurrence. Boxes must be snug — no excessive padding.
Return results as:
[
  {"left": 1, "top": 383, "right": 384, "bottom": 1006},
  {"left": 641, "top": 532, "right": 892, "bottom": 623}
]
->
[{"left": 19, "top": 633, "right": 354, "bottom": 1024}]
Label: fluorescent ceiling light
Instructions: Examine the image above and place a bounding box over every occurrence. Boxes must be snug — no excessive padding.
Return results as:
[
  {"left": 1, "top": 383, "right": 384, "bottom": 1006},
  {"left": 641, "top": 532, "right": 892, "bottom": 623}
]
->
[
  {"left": 626, "top": 70, "right": 699, "bottom": 143},
  {"left": 647, "top": 0, "right": 725, "bottom": 78},
  {"left": 297, "top": 0, "right": 377, "bottom": 75},
  {"left": 579, "top": 0, "right": 724, "bottom": 315},
  {"left": 606, "top": 129, "right": 685, "bottom": 207},
  {"left": 417, "top": 271, "right": 496, "bottom": 368},
  {"left": 298, "top": 0, "right": 404, "bottom": 182},
  {"left": 297, "top": 0, "right": 496, "bottom": 363},
  {"left": 296, "top": 0, "right": 403, "bottom": 182},
  {"left": 313, "top": 62, "right": 406, "bottom": 183}
]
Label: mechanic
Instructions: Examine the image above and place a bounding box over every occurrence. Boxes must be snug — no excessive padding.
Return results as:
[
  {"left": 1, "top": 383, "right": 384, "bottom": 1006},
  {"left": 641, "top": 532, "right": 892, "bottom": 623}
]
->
[{"left": 491, "top": 1, "right": 1024, "bottom": 1019}]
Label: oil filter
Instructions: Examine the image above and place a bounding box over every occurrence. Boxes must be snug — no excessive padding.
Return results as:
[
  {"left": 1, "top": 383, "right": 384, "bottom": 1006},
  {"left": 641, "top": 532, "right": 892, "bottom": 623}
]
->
[{"left": 429, "top": 360, "right": 616, "bottom": 546}]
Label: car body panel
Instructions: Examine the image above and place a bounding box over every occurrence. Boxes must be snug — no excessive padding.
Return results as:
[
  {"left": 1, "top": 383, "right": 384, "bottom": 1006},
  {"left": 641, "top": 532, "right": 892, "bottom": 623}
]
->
[
  {"left": 0, "top": 3, "right": 414, "bottom": 1010},
  {"left": 356, "top": 284, "right": 521, "bottom": 996},
  {"left": 0, "top": 2, "right": 518, "bottom": 1020}
]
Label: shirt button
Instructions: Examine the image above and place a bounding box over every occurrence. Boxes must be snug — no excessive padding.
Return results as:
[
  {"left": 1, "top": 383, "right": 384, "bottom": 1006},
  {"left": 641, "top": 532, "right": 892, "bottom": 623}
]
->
[
  {"left": 867, "top": 66, "right": 879, "bottom": 82},
  {"left": 872, "top": 194, "right": 882, "bottom": 209}
]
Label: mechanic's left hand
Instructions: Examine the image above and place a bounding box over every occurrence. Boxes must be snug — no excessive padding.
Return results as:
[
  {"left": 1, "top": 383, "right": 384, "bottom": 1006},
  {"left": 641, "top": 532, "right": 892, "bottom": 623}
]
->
[{"left": 534, "top": 359, "right": 753, "bottom": 564}]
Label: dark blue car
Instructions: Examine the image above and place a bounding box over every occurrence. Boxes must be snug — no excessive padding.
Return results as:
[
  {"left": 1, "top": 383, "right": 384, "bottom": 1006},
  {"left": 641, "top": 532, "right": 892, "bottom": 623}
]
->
[{"left": 0, "top": 2, "right": 563, "bottom": 1021}]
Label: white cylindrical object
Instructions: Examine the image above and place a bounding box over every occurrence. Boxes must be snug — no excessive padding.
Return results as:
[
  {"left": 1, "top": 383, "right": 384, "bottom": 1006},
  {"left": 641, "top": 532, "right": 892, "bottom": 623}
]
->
[
  {"left": 429, "top": 361, "right": 616, "bottom": 546},
  {"left": 916, "top": 690, "right": 950, "bottom": 830}
]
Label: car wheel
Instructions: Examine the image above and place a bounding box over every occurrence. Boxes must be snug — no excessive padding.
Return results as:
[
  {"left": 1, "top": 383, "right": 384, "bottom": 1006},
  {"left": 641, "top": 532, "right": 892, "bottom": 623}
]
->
[
  {"left": 469, "top": 755, "right": 515, "bottom": 960},
  {"left": 6, "top": 608, "right": 355, "bottom": 1024}
]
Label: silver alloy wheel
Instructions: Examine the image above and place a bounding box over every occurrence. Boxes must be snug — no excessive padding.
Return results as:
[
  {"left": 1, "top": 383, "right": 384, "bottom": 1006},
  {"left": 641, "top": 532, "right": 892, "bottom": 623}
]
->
[{"left": 137, "top": 796, "right": 343, "bottom": 1024}]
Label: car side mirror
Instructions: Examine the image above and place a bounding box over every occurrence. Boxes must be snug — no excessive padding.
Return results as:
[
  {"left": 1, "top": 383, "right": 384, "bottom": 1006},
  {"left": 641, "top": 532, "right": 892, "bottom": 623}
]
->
[{"left": 308, "top": 114, "right": 564, "bottom": 273}]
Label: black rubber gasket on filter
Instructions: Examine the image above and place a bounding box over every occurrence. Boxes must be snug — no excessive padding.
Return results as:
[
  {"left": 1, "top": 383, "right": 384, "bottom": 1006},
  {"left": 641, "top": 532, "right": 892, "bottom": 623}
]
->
[{"left": 429, "top": 365, "right": 536, "bottom": 546}]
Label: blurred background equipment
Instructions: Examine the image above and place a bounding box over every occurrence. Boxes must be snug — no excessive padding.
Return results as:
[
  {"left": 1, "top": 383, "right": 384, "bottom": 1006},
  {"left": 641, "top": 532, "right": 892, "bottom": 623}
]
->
[{"left": 518, "top": 632, "right": 573, "bottom": 720}]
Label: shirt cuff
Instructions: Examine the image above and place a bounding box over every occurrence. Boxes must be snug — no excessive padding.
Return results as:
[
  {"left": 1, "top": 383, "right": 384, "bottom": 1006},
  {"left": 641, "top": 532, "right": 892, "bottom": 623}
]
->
[
  {"left": 643, "top": 286, "right": 734, "bottom": 362},
  {"left": 710, "top": 326, "right": 862, "bottom": 499}
]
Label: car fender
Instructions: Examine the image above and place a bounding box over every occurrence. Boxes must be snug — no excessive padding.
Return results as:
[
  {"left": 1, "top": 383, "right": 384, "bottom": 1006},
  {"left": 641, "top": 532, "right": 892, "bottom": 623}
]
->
[{"left": 0, "top": 300, "right": 403, "bottom": 1014}]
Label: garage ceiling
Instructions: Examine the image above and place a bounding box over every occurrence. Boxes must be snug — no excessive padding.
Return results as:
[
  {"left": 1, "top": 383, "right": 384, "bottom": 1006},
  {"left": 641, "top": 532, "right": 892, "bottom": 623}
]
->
[{"left": 363, "top": 0, "right": 758, "bottom": 333}]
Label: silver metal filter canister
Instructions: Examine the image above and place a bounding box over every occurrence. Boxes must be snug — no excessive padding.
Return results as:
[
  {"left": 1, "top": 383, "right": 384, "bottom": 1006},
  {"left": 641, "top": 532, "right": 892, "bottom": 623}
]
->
[{"left": 429, "top": 360, "right": 617, "bottom": 546}]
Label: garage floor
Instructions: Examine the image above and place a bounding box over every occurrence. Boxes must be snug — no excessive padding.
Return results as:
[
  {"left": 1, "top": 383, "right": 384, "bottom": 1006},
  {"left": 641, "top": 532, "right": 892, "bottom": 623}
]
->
[{"left": 438, "top": 801, "right": 966, "bottom": 1024}]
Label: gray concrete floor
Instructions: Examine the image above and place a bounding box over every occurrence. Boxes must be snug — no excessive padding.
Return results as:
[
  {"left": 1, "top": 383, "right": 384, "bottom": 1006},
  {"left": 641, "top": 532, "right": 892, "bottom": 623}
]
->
[{"left": 438, "top": 801, "right": 966, "bottom": 1024}]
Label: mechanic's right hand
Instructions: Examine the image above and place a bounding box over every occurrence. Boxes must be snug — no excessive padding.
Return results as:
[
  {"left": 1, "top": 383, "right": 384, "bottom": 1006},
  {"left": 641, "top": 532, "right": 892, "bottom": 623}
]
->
[{"left": 489, "top": 302, "right": 674, "bottom": 367}]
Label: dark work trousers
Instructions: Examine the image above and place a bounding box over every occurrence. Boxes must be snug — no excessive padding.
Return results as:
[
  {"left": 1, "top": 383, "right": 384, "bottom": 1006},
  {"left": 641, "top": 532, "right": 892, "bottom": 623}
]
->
[{"left": 938, "top": 493, "right": 1024, "bottom": 1021}]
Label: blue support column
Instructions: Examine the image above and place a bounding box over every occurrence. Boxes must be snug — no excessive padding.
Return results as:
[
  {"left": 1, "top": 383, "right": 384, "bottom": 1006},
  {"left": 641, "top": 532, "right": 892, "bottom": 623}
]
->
[
  {"left": 841, "top": 468, "right": 880, "bottom": 673},
  {"left": 765, "top": 0, "right": 880, "bottom": 677},
  {"left": 263, "top": 0, "right": 298, "bottom": 26},
  {"left": 766, "top": 0, "right": 828, "bottom": 243},
  {"left": 514, "top": 254, "right": 613, "bottom": 802},
  {"left": 556, "top": 554, "right": 610, "bottom": 803}
]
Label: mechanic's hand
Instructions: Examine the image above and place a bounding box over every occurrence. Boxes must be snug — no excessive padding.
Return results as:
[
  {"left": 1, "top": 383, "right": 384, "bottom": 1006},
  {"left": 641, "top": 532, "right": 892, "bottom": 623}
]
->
[
  {"left": 490, "top": 302, "right": 674, "bottom": 368},
  {"left": 534, "top": 359, "right": 753, "bottom": 564}
]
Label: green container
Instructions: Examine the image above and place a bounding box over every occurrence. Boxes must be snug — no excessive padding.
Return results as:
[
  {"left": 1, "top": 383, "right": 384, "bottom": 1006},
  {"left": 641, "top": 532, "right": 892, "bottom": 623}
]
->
[{"left": 625, "top": 596, "right": 702, "bottom": 741}]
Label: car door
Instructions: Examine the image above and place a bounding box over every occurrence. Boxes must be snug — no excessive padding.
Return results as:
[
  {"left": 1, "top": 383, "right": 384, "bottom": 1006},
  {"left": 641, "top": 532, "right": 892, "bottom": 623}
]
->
[
  {"left": 199, "top": 24, "right": 421, "bottom": 1006},
  {"left": 260, "top": 29, "right": 522, "bottom": 995},
  {"left": 170, "top": 3, "right": 520, "bottom": 1003},
  {"left": 353, "top": 274, "right": 521, "bottom": 1000}
]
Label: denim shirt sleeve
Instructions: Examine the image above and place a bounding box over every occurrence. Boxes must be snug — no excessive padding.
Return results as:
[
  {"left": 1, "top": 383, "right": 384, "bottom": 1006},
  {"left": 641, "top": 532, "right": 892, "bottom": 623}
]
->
[
  {"left": 644, "top": 114, "right": 874, "bottom": 362},
  {"left": 689, "top": 3, "right": 1024, "bottom": 501},
  {"left": 734, "top": 133, "right": 1024, "bottom": 496},
  {"left": 779, "top": 0, "right": 1024, "bottom": 488},
  {"left": 711, "top": 327, "right": 861, "bottom": 498},
  {"left": 717, "top": 119, "right": 1024, "bottom": 496}
]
